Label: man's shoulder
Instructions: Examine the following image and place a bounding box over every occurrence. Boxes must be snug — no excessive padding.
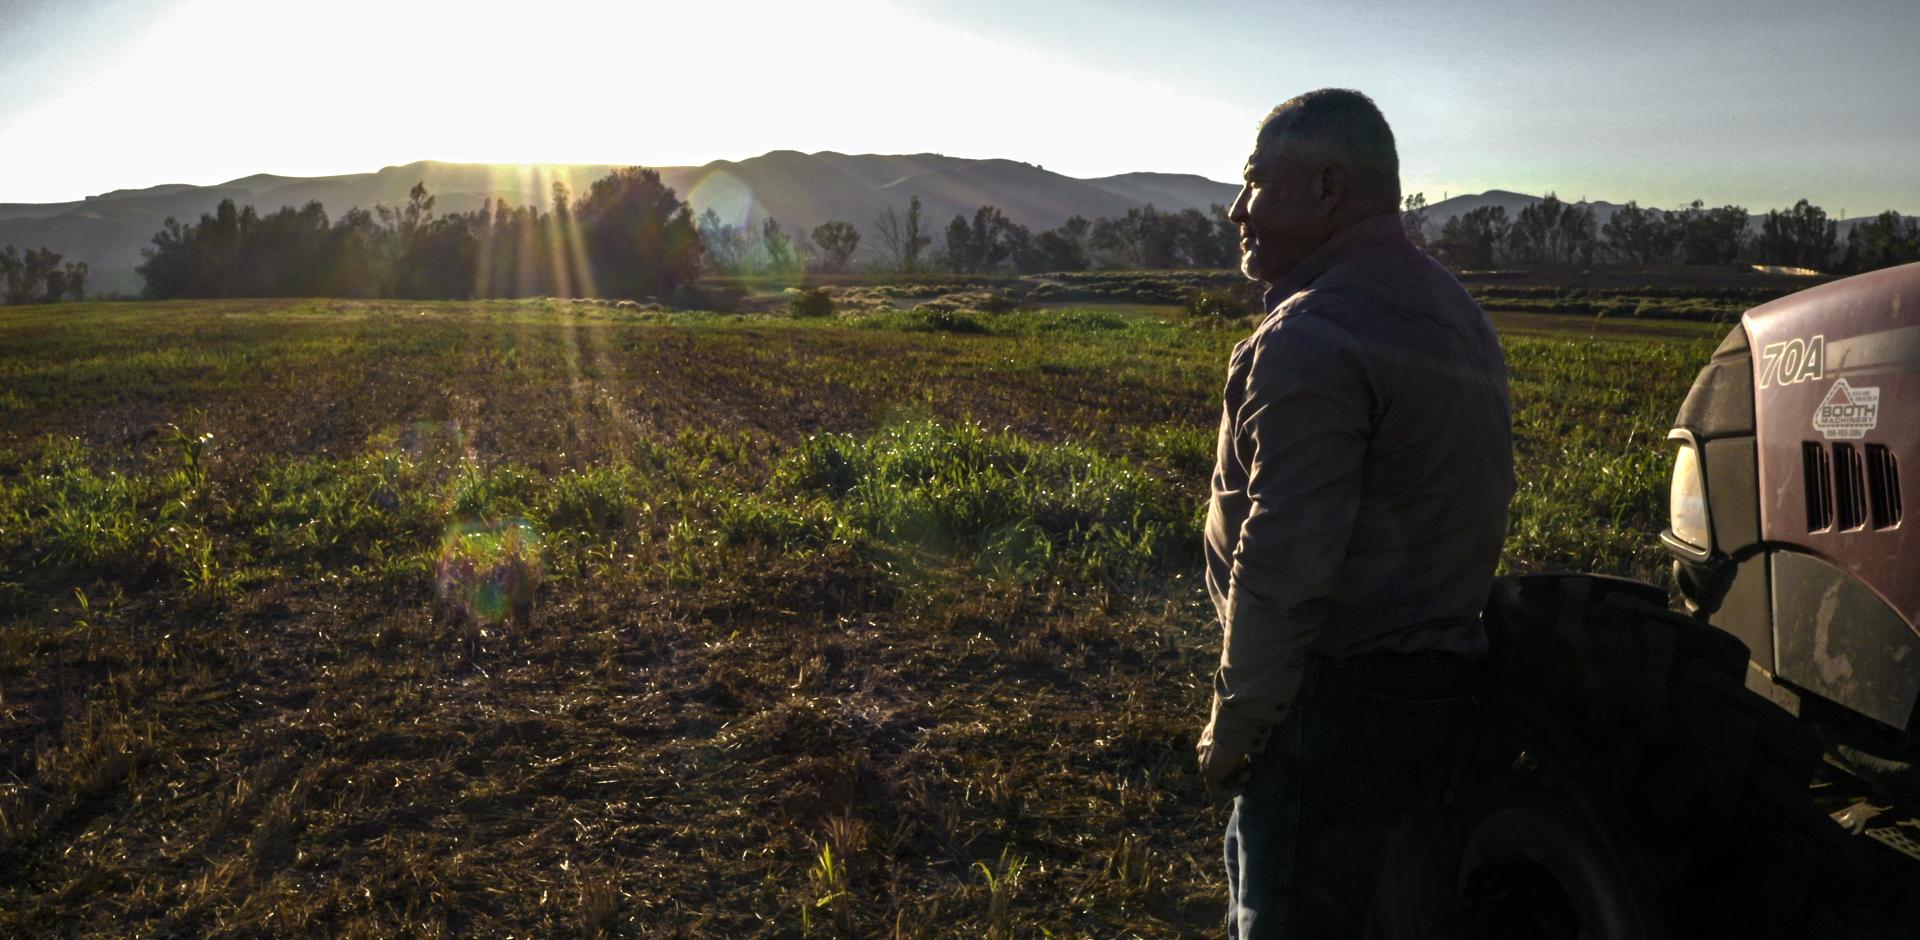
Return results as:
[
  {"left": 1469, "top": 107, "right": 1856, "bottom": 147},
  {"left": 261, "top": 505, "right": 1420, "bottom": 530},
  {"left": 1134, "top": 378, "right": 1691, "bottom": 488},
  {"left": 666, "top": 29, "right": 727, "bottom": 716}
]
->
[
  {"left": 1261, "top": 285, "right": 1380, "bottom": 342},
  {"left": 1248, "top": 290, "right": 1372, "bottom": 366},
  {"left": 1290, "top": 247, "right": 1486, "bottom": 337}
]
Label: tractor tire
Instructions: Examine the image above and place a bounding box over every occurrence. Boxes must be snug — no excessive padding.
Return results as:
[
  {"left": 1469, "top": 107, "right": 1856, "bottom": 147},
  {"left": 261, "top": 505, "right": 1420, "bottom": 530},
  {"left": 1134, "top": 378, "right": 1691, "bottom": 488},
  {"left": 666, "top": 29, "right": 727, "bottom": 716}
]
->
[
  {"left": 1460, "top": 574, "right": 1829, "bottom": 938},
  {"left": 1456, "top": 791, "right": 1649, "bottom": 940}
]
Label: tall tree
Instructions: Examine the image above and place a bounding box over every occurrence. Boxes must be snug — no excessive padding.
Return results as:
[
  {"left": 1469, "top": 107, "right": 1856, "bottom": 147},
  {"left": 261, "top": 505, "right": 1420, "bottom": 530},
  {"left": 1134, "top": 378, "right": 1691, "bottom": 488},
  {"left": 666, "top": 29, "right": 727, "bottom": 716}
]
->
[
  {"left": 197, "top": 199, "right": 243, "bottom": 294},
  {"left": 1557, "top": 203, "right": 1598, "bottom": 265},
  {"left": 1509, "top": 194, "right": 1567, "bottom": 265},
  {"left": 875, "top": 195, "right": 934, "bottom": 274},
  {"left": 698, "top": 208, "right": 748, "bottom": 274},
  {"left": 395, "top": 211, "right": 481, "bottom": 299},
  {"left": 22, "top": 247, "right": 63, "bottom": 303},
  {"left": 1757, "top": 199, "right": 1837, "bottom": 270},
  {"left": 1211, "top": 203, "right": 1239, "bottom": 266},
  {"left": 1433, "top": 206, "right": 1509, "bottom": 270},
  {"left": 1401, "top": 192, "right": 1431, "bottom": 249},
  {"left": 0, "top": 246, "right": 85, "bottom": 304},
  {"left": 136, "top": 218, "right": 192, "bottom": 298},
  {"left": 376, "top": 182, "right": 436, "bottom": 246},
  {"left": 942, "top": 206, "right": 1023, "bottom": 272},
  {"left": 1006, "top": 222, "right": 1047, "bottom": 274},
  {"left": 874, "top": 204, "right": 907, "bottom": 272},
  {"left": 42, "top": 265, "right": 67, "bottom": 303},
  {"left": 1031, "top": 215, "right": 1091, "bottom": 271},
  {"left": 969, "top": 205, "right": 1018, "bottom": 272},
  {"left": 943, "top": 214, "right": 973, "bottom": 272},
  {"left": 1172, "top": 207, "right": 1233, "bottom": 267},
  {"left": 1509, "top": 195, "right": 1598, "bottom": 265},
  {"left": 574, "top": 167, "right": 705, "bottom": 297},
  {"left": 1841, "top": 211, "right": 1920, "bottom": 273},
  {"left": 57, "top": 260, "right": 88, "bottom": 301},
  {"left": 1089, "top": 209, "right": 1144, "bottom": 267},
  {"left": 0, "top": 245, "right": 25, "bottom": 304},
  {"left": 758, "top": 217, "right": 796, "bottom": 273},
  {"left": 326, "top": 205, "right": 395, "bottom": 298},
  {"left": 901, "top": 195, "right": 931, "bottom": 274},
  {"left": 810, "top": 220, "right": 861, "bottom": 273},
  {"left": 1672, "top": 200, "right": 1751, "bottom": 265},
  {"left": 1600, "top": 201, "right": 1675, "bottom": 264}
]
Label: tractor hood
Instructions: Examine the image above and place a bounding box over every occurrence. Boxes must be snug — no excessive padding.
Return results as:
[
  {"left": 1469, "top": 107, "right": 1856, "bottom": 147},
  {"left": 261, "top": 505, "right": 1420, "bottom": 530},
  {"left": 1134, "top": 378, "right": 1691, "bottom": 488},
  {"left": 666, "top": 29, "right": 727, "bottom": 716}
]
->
[{"left": 1744, "top": 262, "right": 1918, "bottom": 628}]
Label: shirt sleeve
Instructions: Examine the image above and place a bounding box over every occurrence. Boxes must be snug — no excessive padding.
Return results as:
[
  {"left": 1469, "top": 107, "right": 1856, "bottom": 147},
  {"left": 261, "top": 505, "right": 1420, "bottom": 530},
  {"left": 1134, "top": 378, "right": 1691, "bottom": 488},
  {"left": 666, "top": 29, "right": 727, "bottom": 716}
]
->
[{"left": 1214, "top": 307, "right": 1376, "bottom": 731}]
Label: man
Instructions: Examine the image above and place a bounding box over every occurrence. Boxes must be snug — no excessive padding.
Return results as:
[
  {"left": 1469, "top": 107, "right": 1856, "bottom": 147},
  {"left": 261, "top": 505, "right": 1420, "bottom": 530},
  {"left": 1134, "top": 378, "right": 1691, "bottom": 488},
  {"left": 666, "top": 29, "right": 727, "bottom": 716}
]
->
[{"left": 1197, "top": 89, "right": 1515, "bottom": 937}]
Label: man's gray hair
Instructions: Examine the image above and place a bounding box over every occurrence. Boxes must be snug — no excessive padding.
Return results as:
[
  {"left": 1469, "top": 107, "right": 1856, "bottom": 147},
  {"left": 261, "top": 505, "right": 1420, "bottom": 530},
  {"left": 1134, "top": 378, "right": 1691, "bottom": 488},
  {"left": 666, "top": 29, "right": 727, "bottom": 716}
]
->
[{"left": 1258, "top": 89, "right": 1401, "bottom": 207}]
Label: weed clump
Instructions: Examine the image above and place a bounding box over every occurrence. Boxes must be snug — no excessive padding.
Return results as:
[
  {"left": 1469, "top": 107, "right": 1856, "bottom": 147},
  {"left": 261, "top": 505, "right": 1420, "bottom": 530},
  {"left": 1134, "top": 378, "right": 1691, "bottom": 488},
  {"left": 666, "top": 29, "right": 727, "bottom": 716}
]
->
[
  {"left": 543, "top": 464, "right": 640, "bottom": 535},
  {"left": 5, "top": 438, "right": 160, "bottom": 578},
  {"left": 784, "top": 421, "right": 1194, "bottom": 583},
  {"left": 901, "top": 307, "right": 988, "bottom": 334},
  {"left": 912, "top": 290, "right": 1019, "bottom": 316},
  {"left": 1184, "top": 287, "right": 1249, "bottom": 322},
  {"left": 963, "top": 291, "right": 1020, "bottom": 314},
  {"left": 1031, "top": 309, "right": 1128, "bottom": 332},
  {"left": 787, "top": 288, "right": 836, "bottom": 319},
  {"left": 246, "top": 452, "right": 436, "bottom": 563},
  {"left": 1129, "top": 423, "right": 1216, "bottom": 481},
  {"left": 450, "top": 462, "right": 541, "bottom": 520}
]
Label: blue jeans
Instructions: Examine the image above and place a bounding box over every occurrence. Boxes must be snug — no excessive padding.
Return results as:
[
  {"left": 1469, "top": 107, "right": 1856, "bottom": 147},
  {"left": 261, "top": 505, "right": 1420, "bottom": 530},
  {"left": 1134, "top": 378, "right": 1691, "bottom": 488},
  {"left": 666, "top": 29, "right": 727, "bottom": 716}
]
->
[{"left": 1224, "top": 652, "right": 1479, "bottom": 939}]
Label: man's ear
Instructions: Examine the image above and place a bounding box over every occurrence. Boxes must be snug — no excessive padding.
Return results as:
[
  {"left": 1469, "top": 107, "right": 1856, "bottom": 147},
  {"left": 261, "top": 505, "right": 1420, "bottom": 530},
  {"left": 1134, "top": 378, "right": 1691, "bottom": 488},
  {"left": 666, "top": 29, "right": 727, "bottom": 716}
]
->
[{"left": 1312, "top": 164, "right": 1346, "bottom": 217}]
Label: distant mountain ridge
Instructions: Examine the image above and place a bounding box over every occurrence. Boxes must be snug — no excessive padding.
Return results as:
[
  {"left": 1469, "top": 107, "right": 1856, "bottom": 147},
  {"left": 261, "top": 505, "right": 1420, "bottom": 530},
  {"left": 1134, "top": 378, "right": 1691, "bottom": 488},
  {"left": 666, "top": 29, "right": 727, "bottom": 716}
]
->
[
  {"left": 4, "top": 155, "right": 1903, "bottom": 297},
  {"left": 0, "top": 153, "right": 1241, "bottom": 295}
]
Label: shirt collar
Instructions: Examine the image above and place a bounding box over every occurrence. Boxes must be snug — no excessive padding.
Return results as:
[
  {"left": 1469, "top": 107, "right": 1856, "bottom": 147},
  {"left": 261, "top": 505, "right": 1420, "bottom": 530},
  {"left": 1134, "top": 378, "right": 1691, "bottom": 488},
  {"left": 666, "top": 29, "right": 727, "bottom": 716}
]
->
[{"left": 1261, "top": 211, "right": 1409, "bottom": 311}]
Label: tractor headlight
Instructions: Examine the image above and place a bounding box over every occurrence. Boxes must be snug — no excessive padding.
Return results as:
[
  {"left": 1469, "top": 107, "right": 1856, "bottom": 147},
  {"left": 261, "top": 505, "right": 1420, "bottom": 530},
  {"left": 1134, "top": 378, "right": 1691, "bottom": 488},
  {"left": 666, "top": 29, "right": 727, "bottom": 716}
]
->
[
  {"left": 1664, "top": 432, "right": 1734, "bottom": 616},
  {"left": 1668, "top": 443, "right": 1711, "bottom": 551}
]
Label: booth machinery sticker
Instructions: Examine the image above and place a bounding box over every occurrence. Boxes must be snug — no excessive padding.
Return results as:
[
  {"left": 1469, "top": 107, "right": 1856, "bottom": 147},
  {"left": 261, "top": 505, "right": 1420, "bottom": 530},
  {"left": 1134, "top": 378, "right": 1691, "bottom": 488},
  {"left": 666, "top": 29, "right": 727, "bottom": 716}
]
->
[{"left": 1813, "top": 378, "right": 1880, "bottom": 440}]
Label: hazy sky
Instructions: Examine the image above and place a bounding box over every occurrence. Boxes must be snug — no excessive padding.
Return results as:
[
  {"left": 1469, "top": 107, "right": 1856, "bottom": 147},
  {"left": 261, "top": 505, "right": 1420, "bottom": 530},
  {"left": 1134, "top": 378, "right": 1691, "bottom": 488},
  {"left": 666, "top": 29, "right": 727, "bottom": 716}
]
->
[{"left": 1, "top": 0, "right": 1915, "bottom": 214}]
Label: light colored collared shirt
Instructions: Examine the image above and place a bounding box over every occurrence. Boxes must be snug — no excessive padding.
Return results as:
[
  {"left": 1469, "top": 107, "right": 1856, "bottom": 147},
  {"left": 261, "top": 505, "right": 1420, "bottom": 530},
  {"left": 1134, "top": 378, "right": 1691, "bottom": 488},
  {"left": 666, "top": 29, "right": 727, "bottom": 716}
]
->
[{"left": 1203, "top": 212, "right": 1515, "bottom": 743}]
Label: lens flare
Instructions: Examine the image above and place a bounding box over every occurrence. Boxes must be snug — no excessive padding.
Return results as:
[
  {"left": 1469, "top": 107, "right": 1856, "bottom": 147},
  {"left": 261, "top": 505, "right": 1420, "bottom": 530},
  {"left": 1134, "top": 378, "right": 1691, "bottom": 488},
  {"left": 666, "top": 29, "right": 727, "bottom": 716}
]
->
[
  {"left": 435, "top": 518, "right": 543, "bottom": 625},
  {"left": 686, "top": 170, "right": 757, "bottom": 227}
]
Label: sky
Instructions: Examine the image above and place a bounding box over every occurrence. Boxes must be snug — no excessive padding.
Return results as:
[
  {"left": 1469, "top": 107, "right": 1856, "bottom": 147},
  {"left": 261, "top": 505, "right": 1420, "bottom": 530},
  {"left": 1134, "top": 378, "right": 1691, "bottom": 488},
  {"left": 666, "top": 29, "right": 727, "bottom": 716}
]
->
[{"left": 0, "top": 0, "right": 1915, "bottom": 214}]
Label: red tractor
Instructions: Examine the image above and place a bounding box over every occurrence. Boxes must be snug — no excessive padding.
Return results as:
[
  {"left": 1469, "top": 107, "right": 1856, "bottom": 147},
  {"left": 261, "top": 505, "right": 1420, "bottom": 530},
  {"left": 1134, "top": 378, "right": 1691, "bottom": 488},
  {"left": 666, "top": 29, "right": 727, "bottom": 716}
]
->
[
  {"left": 1666, "top": 261, "right": 1914, "bottom": 749},
  {"left": 1389, "top": 262, "right": 1919, "bottom": 939}
]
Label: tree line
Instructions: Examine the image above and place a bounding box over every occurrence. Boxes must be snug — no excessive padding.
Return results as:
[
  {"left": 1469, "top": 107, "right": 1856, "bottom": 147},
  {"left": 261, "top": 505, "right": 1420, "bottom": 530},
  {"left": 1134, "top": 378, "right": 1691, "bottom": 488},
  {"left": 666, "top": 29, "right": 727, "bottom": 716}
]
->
[
  {"left": 137, "top": 168, "right": 702, "bottom": 301},
  {"left": 0, "top": 245, "right": 88, "bottom": 305},
  {"left": 694, "top": 196, "right": 1238, "bottom": 276},
  {"left": 721, "top": 193, "right": 1913, "bottom": 277},
  {"left": 934, "top": 202, "right": 1237, "bottom": 274},
  {"left": 1408, "top": 193, "right": 1920, "bottom": 274},
  {"left": 126, "top": 166, "right": 1920, "bottom": 301}
]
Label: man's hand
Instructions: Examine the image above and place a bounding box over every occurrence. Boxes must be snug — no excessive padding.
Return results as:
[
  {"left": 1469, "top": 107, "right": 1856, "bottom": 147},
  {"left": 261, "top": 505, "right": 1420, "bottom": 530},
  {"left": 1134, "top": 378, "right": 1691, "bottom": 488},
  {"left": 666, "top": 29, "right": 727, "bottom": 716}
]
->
[
  {"left": 1198, "top": 737, "right": 1254, "bottom": 801},
  {"left": 1198, "top": 694, "right": 1274, "bottom": 802}
]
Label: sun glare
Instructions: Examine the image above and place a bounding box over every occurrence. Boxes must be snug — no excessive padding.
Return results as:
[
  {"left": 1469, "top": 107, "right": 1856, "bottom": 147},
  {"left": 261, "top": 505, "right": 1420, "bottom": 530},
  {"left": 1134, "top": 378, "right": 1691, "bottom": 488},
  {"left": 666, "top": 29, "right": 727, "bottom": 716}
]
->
[{"left": 0, "top": 0, "right": 1251, "bottom": 203}]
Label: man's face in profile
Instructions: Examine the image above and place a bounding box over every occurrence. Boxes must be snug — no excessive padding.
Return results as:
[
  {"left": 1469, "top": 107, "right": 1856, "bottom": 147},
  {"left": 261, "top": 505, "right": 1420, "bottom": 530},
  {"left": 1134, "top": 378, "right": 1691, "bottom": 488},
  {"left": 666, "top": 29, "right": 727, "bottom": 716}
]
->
[{"left": 1228, "top": 127, "right": 1334, "bottom": 286}]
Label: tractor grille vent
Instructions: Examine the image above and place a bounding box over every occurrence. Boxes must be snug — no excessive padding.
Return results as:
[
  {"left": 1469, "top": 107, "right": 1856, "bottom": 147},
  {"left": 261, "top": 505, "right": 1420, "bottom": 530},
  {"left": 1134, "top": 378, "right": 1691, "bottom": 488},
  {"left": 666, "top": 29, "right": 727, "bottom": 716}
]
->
[
  {"left": 1804, "top": 443, "right": 1833, "bottom": 531},
  {"left": 1834, "top": 444, "right": 1866, "bottom": 530},
  {"left": 1804, "top": 441, "right": 1902, "bottom": 532},
  {"left": 1867, "top": 444, "right": 1902, "bottom": 530}
]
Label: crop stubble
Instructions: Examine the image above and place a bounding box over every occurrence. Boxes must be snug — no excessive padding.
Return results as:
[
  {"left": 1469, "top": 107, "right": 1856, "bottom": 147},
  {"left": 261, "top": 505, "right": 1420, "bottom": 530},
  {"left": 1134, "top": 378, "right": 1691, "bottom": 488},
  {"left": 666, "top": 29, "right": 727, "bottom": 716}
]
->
[{"left": 0, "top": 296, "right": 1719, "bottom": 936}]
